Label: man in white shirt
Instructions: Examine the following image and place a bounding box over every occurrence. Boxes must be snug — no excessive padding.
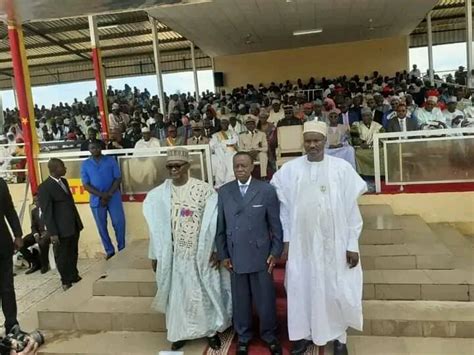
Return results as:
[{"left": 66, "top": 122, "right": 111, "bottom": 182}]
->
[
  {"left": 409, "top": 64, "right": 421, "bottom": 78},
  {"left": 413, "top": 96, "right": 445, "bottom": 129},
  {"left": 268, "top": 100, "right": 284, "bottom": 125},
  {"left": 108, "top": 103, "right": 130, "bottom": 134},
  {"left": 443, "top": 97, "right": 465, "bottom": 128},
  {"left": 134, "top": 127, "right": 161, "bottom": 151}
]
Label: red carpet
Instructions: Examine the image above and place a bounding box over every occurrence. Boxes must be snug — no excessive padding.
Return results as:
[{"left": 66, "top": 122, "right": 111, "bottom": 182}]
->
[
  {"left": 225, "top": 261, "right": 292, "bottom": 354},
  {"left": 223, "top": 260, "right": 323, "bottom": 355}
]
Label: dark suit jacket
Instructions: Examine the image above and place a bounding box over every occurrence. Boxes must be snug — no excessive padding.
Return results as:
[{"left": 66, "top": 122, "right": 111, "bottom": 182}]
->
[
  {"left": 38, "top": 177, "right": 83, "bottom": 238},
  {"left": 0, "top": 178, "right": 22, "bottom": 255},
  {"left": 338, "top": 111, "right": 360, "bottom": 126},
  {"left": 373, "top": 110, "right": 384, "bottom": 125},
  {"left": 30, "top": 207, "right": 46, "bottom": 236},
  {"left": 386, "top": 117, "right": 419, "bottom": 132},
  {"left": 216, "top": 178, "right": 283, "bottom": 274}
]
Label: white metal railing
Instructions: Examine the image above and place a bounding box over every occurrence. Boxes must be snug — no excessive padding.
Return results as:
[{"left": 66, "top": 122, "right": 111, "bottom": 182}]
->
[
  {"left": 0, "top": 142, "right": 28, "bottom": 174},
  {"left": 373, "top": 127, "right": 474, "bottom": 193},
  {"left": 37, "top": 145, "right": 214, "bottom": 194},
  {"left": 294, "top": 89, "right": 324, "bottom": 102}
]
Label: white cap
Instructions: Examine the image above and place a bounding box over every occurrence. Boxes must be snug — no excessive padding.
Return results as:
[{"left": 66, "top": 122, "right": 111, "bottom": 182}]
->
[
  {"left": 112, "top": 103, "right": 120, "bottom": 110},
  {"left": 303, "top": 121, "right": 327, "bottom": 137},
  {"left": 427, "top": 96, "right": 438, "bottom": 103},
  {"left": 141, "top": 127, "right": 150, "bottom": 133}
]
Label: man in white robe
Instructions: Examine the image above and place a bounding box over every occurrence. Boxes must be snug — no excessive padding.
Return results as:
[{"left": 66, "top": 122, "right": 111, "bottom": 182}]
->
[
  {"left": 268, "top": 99, "right": 285, "bottom": 125},
  {"left": 143, "top": 147, "right": 232, "bottom": 351},
  {"left": 271, "top": 121, "right": 367, "bottom": 355},
  {"left": 210, "top": 116, "right": 239, "bottom": 187},
  {"left": 442, "top": 97, "right": 465, "bottom": 128},
  {"left": 134, "top": 127, "right": 161, "bottom": 152},
  {"left": 413, "top": 96, "right": 446, "bottom": 129}
]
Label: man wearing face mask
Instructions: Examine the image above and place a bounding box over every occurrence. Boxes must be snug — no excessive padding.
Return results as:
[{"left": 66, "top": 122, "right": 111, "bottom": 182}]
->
[{"left": 143, "top": 148, "right": 231, "bottom": 351}]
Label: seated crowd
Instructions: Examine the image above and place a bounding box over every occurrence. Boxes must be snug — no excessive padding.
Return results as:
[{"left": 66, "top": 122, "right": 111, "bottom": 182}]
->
[{"left": 1, "top": 68, "right": 474, "bottom": 187}]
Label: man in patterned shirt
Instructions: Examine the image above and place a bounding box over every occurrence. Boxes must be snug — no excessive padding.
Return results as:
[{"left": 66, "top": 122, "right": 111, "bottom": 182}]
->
[{"left": 143, "top": 147, "right": 231, "bottom": 351}]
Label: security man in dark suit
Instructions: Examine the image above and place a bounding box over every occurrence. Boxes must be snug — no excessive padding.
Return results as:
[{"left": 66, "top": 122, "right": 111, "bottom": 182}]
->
[
  {"left": 38, "top": 158, "right": 84, "bottom": 291},
  {"left": 216, "top": 152, "right": 284, "bottom": 355},
  {"left": 386, "top": 103, "right": 419, "bottom": 132},
  {"left": 0, "top": 177, "right": 23, "bottom": 334},
  {"left": 19, "top": 194, "right": 51, "bottom": 275}
]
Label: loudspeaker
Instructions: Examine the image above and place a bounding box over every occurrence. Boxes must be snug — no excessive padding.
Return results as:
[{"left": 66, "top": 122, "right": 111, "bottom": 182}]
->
[{"left": 214, "top": 72, "right": 224, "bottom": 87}]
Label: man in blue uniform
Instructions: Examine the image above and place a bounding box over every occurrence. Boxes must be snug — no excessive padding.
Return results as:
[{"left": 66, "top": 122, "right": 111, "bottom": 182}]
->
[{"left": 80, "top": 141, "right": 125, "bottom": 259}]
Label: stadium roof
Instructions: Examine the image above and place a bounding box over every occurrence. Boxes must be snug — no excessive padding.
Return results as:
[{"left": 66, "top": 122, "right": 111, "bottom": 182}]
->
[
  {"left": 0, "top": 0, "right": 470, "bottom": 90},
  {"left": 0, "top": 10, "right": 211, "bottom": 89},
  {"left": 411, "top": 0, "right": 472, "bottom": 47}
]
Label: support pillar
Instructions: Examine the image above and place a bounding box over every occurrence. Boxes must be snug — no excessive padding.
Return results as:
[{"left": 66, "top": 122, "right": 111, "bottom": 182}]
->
[
  {"left": 88, "top": 15, "right": 109, "bottom": 139},
  {"left": 191, "top": 43, "right": 200, "bottom": 100},
  {"left": 149, "top": 16, "right": 167, "bottom": 117},
  {"left": 7, "top": 17, "right": 39, "bottom": 193},
  {"left": 466, "top": 0, "right": 473, "bottom": 88},
  {"left": 427, "top": 11, "right": 434, "bottom": 86},
  {"left": 211, "top": 56, "right": 217, "bottom": 94}
]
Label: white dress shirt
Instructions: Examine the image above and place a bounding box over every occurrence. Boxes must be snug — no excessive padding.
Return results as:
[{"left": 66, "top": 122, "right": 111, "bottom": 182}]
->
[{"left": 237, "top": 176, "right": 252, "bottom": 196}]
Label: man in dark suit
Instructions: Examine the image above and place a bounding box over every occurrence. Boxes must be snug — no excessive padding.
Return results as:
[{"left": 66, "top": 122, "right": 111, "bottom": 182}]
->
[
  {"left": 38, "top": 158, "right": 84, "bottom": 291},
  {"left": 19, "top": 194, "right": 51, "bottom": 274},
  {"left": 0, "top": 177, "right": 23, "bottom": 334},
  {"left": 216, "top": 152, "right": 284, "bottom": 355},
  {"left": 386, "top": 104, "right": 419, "bottom": 132}
]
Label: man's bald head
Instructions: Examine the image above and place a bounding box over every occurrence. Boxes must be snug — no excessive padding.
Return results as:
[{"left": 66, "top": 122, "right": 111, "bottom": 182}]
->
[{"left": 48, "top": 158, "right": 66, "bottom": 178}]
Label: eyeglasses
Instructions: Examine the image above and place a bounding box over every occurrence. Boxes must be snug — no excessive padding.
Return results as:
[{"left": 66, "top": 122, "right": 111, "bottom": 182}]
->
[{"left": 166, "top": 163, "right": 187, "bottom": 170}]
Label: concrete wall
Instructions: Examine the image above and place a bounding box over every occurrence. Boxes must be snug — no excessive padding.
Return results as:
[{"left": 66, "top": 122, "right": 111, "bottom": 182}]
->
[
  {"left": 359, "top": 192, "right": 474, "bottom": 236},
  {"left": 214, "top": 36, "right": 409, "bottom": 89},
  {"left": 8, "top": 184, "right": 474, "bottom": 259}
]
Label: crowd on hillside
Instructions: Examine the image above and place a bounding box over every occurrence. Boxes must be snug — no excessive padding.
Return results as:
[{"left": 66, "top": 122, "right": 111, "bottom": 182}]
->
[{"left": 1, "top": 65, "right": 473, "bottom": 184}]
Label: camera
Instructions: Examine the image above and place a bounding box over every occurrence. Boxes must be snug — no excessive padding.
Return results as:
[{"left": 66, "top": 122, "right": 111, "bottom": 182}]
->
[{"left": 0, "top": 325, "right": 44, "bottom": 354}]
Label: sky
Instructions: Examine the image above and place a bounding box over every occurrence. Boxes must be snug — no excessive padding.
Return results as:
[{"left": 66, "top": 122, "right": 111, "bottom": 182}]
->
[
  {"left": 0, "top": 42, "right": 470, "bottom": 110},
  {"left": 0, "top": 69, "right": 215, "bottom": 110}
]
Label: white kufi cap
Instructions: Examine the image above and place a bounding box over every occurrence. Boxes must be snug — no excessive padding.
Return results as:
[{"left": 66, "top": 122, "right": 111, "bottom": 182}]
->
[{"left": 303, "top": 121, "right": 328, "bottom": 137}]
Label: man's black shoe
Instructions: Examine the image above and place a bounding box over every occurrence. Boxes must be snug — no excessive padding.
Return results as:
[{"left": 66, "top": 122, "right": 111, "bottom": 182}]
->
[
  {"left": 105, "top": 252, "right": 115, "bottom": 260},
  {"left": 291, "top": 339, "right": 313, "bottom": 355},
  {"left": 236, "top": 341, "right": 249, "bottom": 355},
  {"left": 40, "top": 266, "right": 50, "bottom": 274},
  {"left": 25, "top": 264, "right": 40, "bottom": 275},
  {"left": 267, "top": 340, "right": 282, "bottom": 355},
  {"left": 333, "top": 340, "right": 348, "bottom": 355},
  {"left": 72, "top": 276, "right": 82, "bottom": 283},
  {"left": 62, "top": 283, "right": 72, "bottom": 291},
  {"left": 171, "top": 340, "right": 186, "bottom": 351},
  {"left": 207, "top": 334, "right": 221, "bottom": 350}
]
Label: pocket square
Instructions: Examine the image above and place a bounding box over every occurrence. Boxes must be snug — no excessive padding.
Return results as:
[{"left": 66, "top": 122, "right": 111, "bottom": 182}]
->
[{"left": 252, "top": 204, "right": 263, "bottom": 208}]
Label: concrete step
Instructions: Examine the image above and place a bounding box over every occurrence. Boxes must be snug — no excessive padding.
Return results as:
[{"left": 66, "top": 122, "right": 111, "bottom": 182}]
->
[
  {"left": 93, "top": 269, "right": 156, "bottom": 297},
  {"left": 359, "top": 204, "right": 394, "bottom": 217},
  {"left": 363, "top": 215, "right": 403, "bottom": 230},
  {"left": 38, "top": 296, "right": 165, "bottom": 332},
  {"left": 39, "top": 293, "right": 474, "bottom": 339},
  {"left": 362, "top": 255, "right": 454, "bottom": 270},
  {"left": 38, "top": 332, "right": 474, "bottom": 354},
  {"left": 351, "top": 300, "right": 474, "bottom": 338},
  {"left": 94, "top": 268, "right": 474, "bottom": 302},
  {"left": 363, "top": 270, "right": 474, "bottom": 301},
  {"left": 360, "top": 229, "right": 405, "bottom": 245},
  {"left": 361, "top": 242, "right": 454, "bottom": 270},
  {"left": 38, "top": 330, "right": 208, "bottom": 354},
  {"left": 347, "top": 335, "right": 474, "bottom": 355}
]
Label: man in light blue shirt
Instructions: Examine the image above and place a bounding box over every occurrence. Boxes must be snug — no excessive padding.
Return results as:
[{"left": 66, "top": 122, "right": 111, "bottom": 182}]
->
[{"left": 81, "top": 141, "right": 125, "bottom": 259}]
